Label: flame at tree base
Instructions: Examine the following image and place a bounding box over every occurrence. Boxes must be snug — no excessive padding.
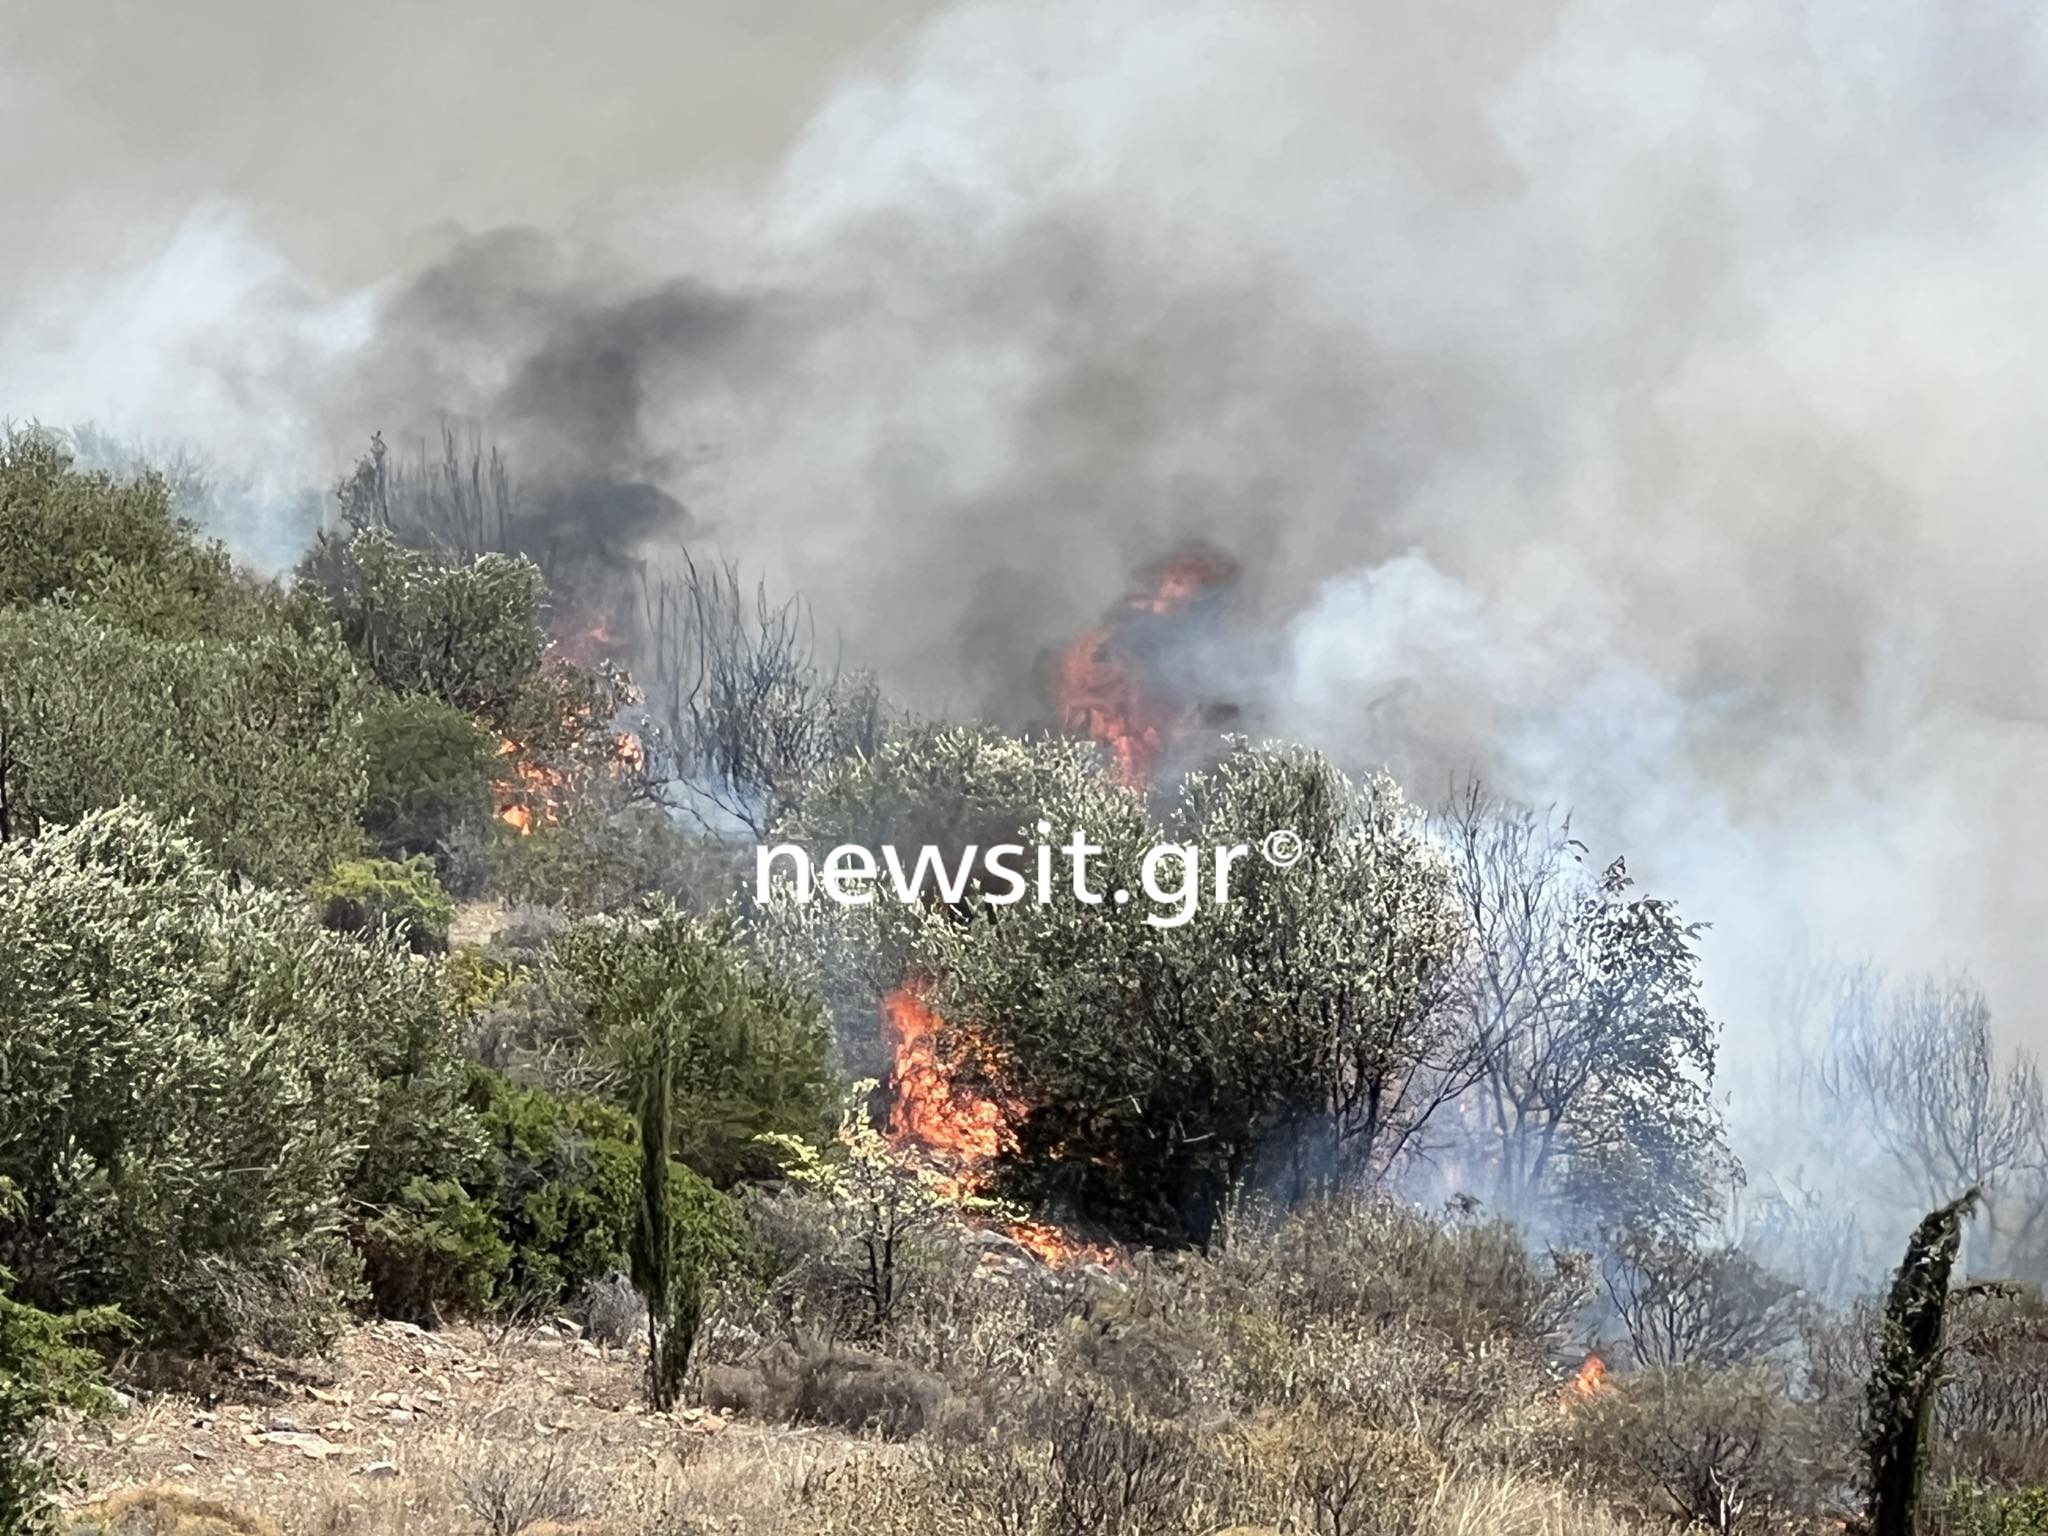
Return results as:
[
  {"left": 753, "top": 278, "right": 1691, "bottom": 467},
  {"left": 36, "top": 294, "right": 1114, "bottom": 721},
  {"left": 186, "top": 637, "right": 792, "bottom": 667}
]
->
[{"left": 881, "top": 985, "right": 1114, "bottom": 1270}]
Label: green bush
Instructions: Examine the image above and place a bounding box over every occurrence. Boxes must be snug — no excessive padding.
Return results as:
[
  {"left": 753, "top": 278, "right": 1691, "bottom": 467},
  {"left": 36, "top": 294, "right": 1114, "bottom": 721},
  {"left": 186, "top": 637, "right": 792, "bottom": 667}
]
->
[
  {"left": 542, "top": 901, "right": 836, "bottom": 1187},
  {"left": 1942, "top": 1484, "right": 2048, "bottom": 1536},
  {"left": 0, "top": 806, "right": 478, "bottom": 1353},
  {"left": 356, "top": 1069, "right": 751, "bottom": 1323},
  {"left": 314, "top": 854, "right": 457, "bottom": 954},
  {"left": 356, "top": 1177, "right": 511, "bottom": 1325},
  {"left": 0, "top": 1182, "right": 125, "bottom": 1536},
  {"left": 473, "top": 1073, "right": 645, "bottom": 1305},
  {"left": 358, "top": 693, "right": 496, "bottom": 862},
  {"left": 0, "top": 429, "right": 225, "bottom": 612},
  {"left": 0, "top": 604, "right": 369, "bottom": 886}
]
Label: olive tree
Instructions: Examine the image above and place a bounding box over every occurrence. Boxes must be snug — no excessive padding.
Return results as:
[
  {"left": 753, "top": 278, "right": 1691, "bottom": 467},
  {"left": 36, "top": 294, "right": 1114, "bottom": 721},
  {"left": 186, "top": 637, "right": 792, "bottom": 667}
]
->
[
  {"left": 0, "top": 604, "right": 368, "bottom": 885},
  {"left": 0, "top": 805, "right": 479, "bottom": 1352},
  {"left": 912, "top": 737, "right": 1470, "bottom": 1246}
]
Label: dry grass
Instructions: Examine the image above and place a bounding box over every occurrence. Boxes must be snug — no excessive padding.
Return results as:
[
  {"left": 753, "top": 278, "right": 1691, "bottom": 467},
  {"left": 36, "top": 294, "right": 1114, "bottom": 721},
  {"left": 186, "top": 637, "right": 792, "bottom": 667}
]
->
[{"left": 46, "top": 1198, "right": 1703, "bottom": 1535}]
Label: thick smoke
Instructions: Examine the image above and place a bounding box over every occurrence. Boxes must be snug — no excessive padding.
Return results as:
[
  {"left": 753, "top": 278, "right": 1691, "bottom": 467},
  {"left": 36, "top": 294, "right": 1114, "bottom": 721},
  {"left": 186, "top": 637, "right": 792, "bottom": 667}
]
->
[{"left": 6, "top": 0, "right": 2048, "bottom": 1139}]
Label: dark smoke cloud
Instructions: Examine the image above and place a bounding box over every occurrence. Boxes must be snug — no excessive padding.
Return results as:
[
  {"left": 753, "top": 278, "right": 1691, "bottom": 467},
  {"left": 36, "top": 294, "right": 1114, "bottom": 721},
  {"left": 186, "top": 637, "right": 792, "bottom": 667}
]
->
[{"left": 6, "top": 0, "right": 2048, "bottom": 1134}]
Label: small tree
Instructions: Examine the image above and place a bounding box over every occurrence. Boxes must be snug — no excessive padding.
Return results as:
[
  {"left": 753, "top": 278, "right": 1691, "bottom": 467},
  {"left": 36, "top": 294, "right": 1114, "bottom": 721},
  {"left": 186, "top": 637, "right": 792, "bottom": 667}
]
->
[
  {"left": 542, "top": 901, "right": 835, "bottom": 1186},
  {"left": 0, "top": 1180, "right": 125, "bottom": 1535},
  {"left": 758, "top": 1086, "right": 989, "bottom": 1336}
]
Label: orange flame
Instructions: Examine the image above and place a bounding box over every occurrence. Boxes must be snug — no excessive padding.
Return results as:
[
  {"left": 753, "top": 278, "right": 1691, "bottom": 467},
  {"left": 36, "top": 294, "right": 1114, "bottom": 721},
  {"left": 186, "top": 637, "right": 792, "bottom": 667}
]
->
[
  {"left": 494, "top": 738, "right": 569, "bottom": 835},
  {"left": 884, "top": 986, "right": 1012, "bottom": 1163},
  {"left": 880, "top": 985, "right": 1112, "bottom": 1268},
  {"left": 1004, "top": 1220, "right": 1114, "bottom": 1268},
  {"left": 1570, "top": 1355, "right": 1609, "bottom": 1398},
  {"left": 1052, "top": 549, "right": 1238, "bottom": 787}
]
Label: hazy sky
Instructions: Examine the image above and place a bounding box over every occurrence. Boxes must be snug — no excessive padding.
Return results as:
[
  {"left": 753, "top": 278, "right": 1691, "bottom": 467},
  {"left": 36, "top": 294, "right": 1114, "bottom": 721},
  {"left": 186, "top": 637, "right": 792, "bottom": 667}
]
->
[{"left": 0, "top": 0, "right": 937, "bottom": 292}]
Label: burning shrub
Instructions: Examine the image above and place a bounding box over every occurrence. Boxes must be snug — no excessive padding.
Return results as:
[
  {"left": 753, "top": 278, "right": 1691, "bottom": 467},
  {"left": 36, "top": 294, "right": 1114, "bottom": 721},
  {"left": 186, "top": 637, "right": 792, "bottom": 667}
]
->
[
  {"left": 452, "top": 800, "right": 719, "bottom": 913},
  {"left": 634, "top": 550, "right": 891, "bottom": 840},
  {"left": 905, "top": 739, "right": 1470, "bottom": 1246},
  {"left": 1599, "top": 1227, "right": 1807, "bottom": 1371},
  {"left": 1568, "top": 1363, "right": 1846, "bottom": 1532},
  {"left": 752, "top": 1086, "right": 988, "bottom": 1338}
]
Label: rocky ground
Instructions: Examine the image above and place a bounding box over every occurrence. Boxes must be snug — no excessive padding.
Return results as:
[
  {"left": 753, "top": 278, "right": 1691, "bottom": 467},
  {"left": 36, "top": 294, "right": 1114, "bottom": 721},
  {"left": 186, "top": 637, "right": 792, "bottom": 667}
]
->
[{"left": 55, "top": 1318, "right": 870, "bottom": 1535}]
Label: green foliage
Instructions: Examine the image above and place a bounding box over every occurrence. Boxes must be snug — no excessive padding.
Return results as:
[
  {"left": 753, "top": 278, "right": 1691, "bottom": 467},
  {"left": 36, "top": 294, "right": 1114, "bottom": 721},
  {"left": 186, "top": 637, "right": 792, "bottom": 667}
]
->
[
  {"left": 0, "top": 430, "right": 227, "bottom": 613},
  {"left": 358, "top": 693, "right": 496, "bottom": 861},
  {"left": 355, "top": 1068, "right": 748, "bottom": 1325},
  {"left": 0, "top": 1182, "right": 126, "bottom": 1536},
  {"left": 314, "top": 854, "right": 456, "bottom": 954},
  {"left": 633, "top": 1012, "right": 696, "bottom": 1409},
  {"left": 459, "top": 803, "right": 720, "bottom": 914},
  {"left": 297, "top": 524, "right": 549, "bottom": 727},
  {"left": 471, "top": 1072, "right": 653, "bottom": 1306},
  {"left": 0, "top": 604, "right": 368, "bottom": 886},
  {"left": 544, "top": 901, "right": 836, "bottom": 1186},
  {"left": 297, "top": 524, "right": 628, "bottom": 755},
  {"left": 355, "top": 1177, "right": 510, "bottom": 1325},
  {"left": 766, "top": 722, "right": 1095, "bottom": 1029},
  {"left": 906, "top": 735, "right": 1468, "bottom": 1245},
  {"left": 0, "top": 806, "right": 478, "bottom": 1353},
  {"left": 1941, "top": 1483, "right": 2048, "bottom": 1536}
]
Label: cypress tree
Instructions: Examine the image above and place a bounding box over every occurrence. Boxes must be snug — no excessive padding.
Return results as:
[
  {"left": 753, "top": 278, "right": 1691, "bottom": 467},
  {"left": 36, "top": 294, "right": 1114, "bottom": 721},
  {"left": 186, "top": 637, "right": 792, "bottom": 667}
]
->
[
  {"left": 631, "top": 1004, "right": 704, "bottom": 1411},
  {"left": 1865, "top": 1188, "right": 1980, "bottom": 1536}
]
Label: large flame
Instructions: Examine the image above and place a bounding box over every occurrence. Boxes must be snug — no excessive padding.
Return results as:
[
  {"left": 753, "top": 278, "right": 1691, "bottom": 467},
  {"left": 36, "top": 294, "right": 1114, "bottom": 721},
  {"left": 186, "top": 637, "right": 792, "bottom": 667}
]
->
[
  {"left": 495, "top": 738, "right": 569, "bottom": 834},
  {"left": 1051, "top": 548, "right": 1238, "bottom": 786},
  {"left": 880, "top": 985, "right": 1110, "bottom": 1268},
  {"left": 883, "top": 985, "right": 1012, "bottom": 1164}
]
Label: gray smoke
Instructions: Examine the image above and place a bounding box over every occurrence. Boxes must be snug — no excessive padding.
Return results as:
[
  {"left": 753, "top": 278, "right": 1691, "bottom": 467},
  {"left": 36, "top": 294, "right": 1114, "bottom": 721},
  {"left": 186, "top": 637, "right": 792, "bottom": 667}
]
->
[{"left": 5, "top": 0, "right": 2048, "bottom": 1121}]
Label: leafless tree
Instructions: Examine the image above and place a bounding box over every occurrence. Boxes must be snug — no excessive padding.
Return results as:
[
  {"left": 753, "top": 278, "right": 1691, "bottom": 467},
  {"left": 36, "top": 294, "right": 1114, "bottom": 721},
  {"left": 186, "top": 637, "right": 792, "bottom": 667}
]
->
[
  {"left": 334, "top": 425, "right": 516, "bottom": 560},
  {"left": 1601, "top": 1227, "right": 1804, "bottom": 1370},
  {"left": 1809, "top": 968, "right": 2048, "bottom": 1277},
  {"left": 635, "top": 549, "right": 886, "bottom": 838},
  {"left": 1436, "top": 784, "right": 1725, "bottom": 1234}
]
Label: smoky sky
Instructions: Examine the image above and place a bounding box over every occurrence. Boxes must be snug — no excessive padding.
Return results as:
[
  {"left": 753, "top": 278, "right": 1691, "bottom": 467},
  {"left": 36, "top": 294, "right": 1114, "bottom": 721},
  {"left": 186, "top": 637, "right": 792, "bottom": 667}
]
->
[{"left": 7, "top": 0, "right": 2048, "bottom": 1101}]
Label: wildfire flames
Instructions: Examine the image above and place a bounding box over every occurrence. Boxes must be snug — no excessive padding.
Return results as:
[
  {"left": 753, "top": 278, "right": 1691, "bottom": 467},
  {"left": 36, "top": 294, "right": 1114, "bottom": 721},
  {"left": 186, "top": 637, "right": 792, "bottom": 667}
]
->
[
  {"left": 872, "top": 548, "right": 1242, "bottom": 1261},
  {"left": 1570, "top": 1355, "right": 1609, "bottom": 1398},
  {"left": 1052, "top": 547, "right": 1238, "bottom": 787},
  {"left": 880, "top": 985, "right": 1109, "bottom": 1268},
  {"left": 884, "top": 985, "right": 1012, "bottom": 1164},
  {"left": 495, "top": 739, "right": 568, "bottom": 834}
]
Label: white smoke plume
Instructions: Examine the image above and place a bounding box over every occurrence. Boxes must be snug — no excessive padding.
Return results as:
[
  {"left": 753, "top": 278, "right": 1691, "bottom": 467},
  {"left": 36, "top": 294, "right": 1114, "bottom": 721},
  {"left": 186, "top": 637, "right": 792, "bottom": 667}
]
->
[{"left": 5, "top": 0, "right": 2046, "bottom": 1127}]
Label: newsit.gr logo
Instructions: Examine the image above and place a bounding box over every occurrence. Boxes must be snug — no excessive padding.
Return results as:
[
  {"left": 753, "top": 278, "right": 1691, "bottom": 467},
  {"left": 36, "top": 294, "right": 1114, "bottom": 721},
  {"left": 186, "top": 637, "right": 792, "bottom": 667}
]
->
[{"left": 756, "top": 824, "right": 1305, "bottom": 929}]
